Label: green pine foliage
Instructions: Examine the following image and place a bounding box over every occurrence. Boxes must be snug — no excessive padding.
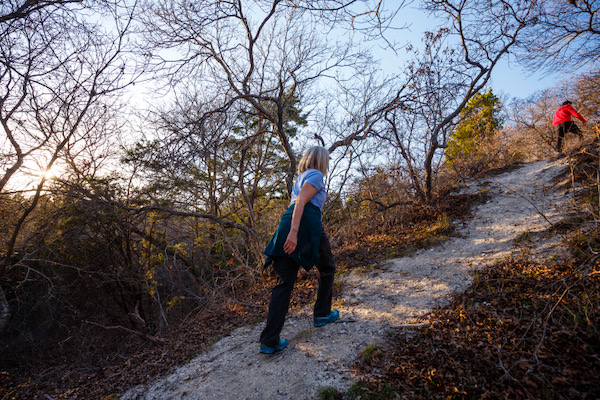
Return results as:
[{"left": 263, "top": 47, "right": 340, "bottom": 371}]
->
[{"left": 445, "top": 88, "right": 503, "bottom": 166}]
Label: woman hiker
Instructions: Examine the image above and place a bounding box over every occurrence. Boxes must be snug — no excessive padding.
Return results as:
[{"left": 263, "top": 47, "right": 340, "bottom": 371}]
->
[{"left": 259, "top": 146, "right": 339, "bottom": 354}]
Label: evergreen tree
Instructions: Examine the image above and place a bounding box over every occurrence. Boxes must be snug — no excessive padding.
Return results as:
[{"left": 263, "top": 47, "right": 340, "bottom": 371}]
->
[{"left": 445, "top": 88, "right": 503, "bottom": 166}]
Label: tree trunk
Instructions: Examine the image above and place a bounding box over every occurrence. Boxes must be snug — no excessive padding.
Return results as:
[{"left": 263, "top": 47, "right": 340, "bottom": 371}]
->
[
  {"left": 0, "top": 285, "right": 10, "bottom": 333},
  {"left": 424, "top": 139, "right": 438, "bottom": 204}
]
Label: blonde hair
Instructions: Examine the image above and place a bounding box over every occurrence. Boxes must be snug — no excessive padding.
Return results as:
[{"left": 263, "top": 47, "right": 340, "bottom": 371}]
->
[{"left": 297, "top": 146, "right": 329, "bottom": 176}]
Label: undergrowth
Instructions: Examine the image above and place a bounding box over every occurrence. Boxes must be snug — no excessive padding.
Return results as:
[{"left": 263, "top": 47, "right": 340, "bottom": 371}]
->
[{"left": 332, "top": 191, "right": 488, "bottom": 273}]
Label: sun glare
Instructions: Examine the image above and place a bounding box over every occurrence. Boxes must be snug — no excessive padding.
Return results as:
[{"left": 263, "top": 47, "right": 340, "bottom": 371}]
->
[{"left": 43, "top": 167, "right": 58, "bottom": 180}]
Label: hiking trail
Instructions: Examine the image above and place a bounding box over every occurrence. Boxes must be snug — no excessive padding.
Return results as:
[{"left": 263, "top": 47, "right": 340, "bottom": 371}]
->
[{"left": 122, "top": 159, "right": 572, "bottom": 400}]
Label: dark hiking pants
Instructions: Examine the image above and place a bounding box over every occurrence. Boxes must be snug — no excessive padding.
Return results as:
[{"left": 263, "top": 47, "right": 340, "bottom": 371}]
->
[
  {"left": 260, "top": 228, "right": 336, "bottom": 348},
  {"left": 556, "top": 121, "right": 582, "bottom": 152}
]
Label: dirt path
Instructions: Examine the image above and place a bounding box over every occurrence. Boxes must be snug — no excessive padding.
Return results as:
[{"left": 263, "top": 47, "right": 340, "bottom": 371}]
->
[{"left": 122, "top": 159, "right": 572, "bottom": 400}]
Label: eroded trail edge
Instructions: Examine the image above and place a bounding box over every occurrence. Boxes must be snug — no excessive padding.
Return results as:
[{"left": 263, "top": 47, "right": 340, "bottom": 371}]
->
[{"left": 123, "top": 159, "right": 571, "bottom": 400}]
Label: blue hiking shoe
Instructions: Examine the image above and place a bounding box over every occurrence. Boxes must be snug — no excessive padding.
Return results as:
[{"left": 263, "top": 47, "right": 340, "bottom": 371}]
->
[
  {"left": 259, "top": 339, "right": 288, "bottom": 354},
  {"left": 314, "top": 310, "right": 339, "bottom": 327}
]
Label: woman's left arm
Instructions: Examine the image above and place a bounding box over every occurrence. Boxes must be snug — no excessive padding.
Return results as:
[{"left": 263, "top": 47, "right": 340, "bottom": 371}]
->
[{"left": 283, "top": 183, "right": 318, "bottom": 254}]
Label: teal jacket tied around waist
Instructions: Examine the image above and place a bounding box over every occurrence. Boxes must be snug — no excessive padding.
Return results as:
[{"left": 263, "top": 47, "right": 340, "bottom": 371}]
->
[{"left": 264, "top": 202, "right": 322, "bottom": 271}]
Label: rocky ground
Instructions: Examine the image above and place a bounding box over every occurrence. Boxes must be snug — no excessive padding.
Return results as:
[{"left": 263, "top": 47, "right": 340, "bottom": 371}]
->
[{"left": 121, "top": 158, "right": 572, "bottom": 400}]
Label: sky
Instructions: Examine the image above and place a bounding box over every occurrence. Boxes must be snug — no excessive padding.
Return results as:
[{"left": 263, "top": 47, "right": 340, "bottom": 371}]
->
[
  {"left": 490, "top": 58, "right": 560, "bottom": 100},
  {"left": 375, "top": 43, "right": 560, "bottom": 101},
  {"left": 371, "top": 2, "right": 563, "bottom": 101}
]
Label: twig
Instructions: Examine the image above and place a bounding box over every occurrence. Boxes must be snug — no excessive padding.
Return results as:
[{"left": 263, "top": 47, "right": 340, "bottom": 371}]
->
[
  {"left": 84, "top": 320, "right": 164, "bottom": 345},
  {"left": 393, "top": 321, "right": 434, "bottom": 329},
  {"left": 531, "top": 286, "right": 569, "bottom": 363},
  {"left": 502, "top": 183, "right": 555, "bottom": 228},
  {"left": 498, "top": 347, "right": 519, "bottom": 382}
]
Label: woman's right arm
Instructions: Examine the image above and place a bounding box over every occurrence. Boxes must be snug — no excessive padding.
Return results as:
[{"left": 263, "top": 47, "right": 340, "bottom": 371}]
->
[{"left": 283, "top": 182, "right": 317, "bottom": 254}]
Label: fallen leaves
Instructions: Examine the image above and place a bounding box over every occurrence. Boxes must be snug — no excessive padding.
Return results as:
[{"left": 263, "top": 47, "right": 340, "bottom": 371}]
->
[{"left": 352, "top": 259, "right": 600, "bottom": 399}]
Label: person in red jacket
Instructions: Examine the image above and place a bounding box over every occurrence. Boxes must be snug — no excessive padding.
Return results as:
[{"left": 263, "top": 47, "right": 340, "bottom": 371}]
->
[{"left": 553, "top": 100, "right": 586, "bottom": 152}]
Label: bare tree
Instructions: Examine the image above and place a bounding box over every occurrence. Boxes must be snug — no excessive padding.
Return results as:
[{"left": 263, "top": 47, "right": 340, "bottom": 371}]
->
[
  {"left": 520, "top": 0, "right": 600, "bottom": 72},
  {"left": 570, "top": 70, "right": 600, "bottom": 123},
  {"left": 140, "top": 0, "right": 401, "bottom": 194},
  {"left": 380, "top": 0, "right": 535, "bottom": 202},
  {"left": 508, "top": 90, "right": 558, "bottom": 158},
  {"left": 0, "top": 0, "right": 141, "bottom": 332}
]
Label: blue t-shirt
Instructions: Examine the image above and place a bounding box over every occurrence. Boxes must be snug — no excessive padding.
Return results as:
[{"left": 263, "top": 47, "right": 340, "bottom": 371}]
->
[{"left": 290, "top": 169, "right": 326, "bottom": 211}]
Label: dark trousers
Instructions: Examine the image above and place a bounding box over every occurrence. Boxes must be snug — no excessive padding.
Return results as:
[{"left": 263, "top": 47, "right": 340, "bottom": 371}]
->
[
  {"left": 556, "top": 121, "right": 582, "bottom": 152},
  {"left": 260, "top": 228, "right": 336, "bottom": 348}
]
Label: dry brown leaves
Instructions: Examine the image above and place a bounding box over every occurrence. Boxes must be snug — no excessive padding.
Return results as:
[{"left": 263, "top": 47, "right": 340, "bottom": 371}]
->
[
  {"left": 352, "top": 259, "right": 600, "bottom": 399},
  {"left": 333, "top": 192, "right": 487, "bottom": 272}
]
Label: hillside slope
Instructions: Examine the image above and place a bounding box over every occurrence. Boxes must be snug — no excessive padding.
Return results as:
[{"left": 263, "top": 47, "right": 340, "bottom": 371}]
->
[{"left": 122, "top": 159, "right": 571, "bottom": 400}]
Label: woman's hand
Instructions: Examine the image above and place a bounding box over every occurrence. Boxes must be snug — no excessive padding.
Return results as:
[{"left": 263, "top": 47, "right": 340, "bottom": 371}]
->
[{"left": 283, "top": 231, "right": 298, "bottom": 254}]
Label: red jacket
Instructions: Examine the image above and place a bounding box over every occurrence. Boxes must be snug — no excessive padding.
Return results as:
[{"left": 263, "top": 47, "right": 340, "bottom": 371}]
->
[{"left": 553, "top": 104, "right": 586, "bottom": 126}]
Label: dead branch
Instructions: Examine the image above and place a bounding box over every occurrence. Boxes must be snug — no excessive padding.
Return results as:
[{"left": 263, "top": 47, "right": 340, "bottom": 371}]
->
[
  {"left": 84, "top": 320, "right": 164, "bottom": 345},
  {"left": 0, "top": 0, "right": 82, "bottom": 23},
  {"left": 393, "top": 321, "right": 434, "bottom": 329}
]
